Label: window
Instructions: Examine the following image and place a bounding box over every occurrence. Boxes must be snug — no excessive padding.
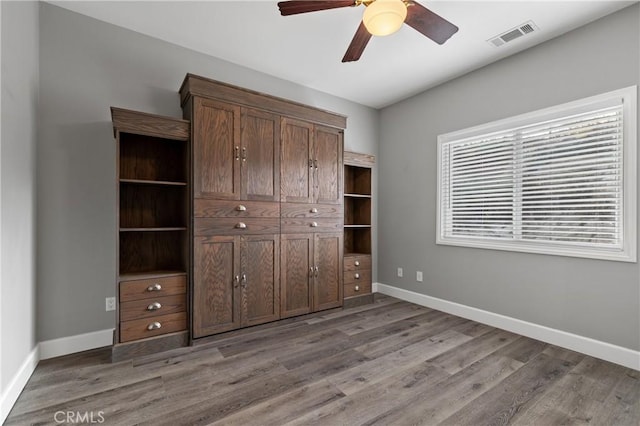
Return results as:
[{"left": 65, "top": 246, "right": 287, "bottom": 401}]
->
[{"left": 437, "top": 86, "right": 637, "bottom": 262}]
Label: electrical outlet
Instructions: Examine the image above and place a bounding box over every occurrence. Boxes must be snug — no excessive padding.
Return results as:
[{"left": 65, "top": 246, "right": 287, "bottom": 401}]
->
[
  {"left": 105, "top": 297, "right": 116, "bottom": 312},
  {"left": 397, "top": 267, "right": 403, "bottom": 277},
  {"left": 416, "top": 271, "right": 423, "bottom": 282}
]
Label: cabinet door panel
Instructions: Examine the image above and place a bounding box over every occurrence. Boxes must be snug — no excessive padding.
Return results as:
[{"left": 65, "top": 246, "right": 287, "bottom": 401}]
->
[
  {"left": 314, "top": 232, "right": 343, "bottom": 311},
  {"left": 241, "top": 235, "right": 280, "bottom": 326},
  {"left": 193, "top": 235, "right": 240, "bottom": 337},
  {"left": 315, "top": 126, "right": 343, "bottom": 205},
  {"left": 281, "top": 118, "right": 313, "bottom": 203},
  {"left": 280, "top": 233, "right": 313, "bottom": 318},
  {"left": 194, "top": 98, "right": 241, "bottom": 200},
  {"left": 242, "top": 109, "right": 280, "bottom": 201}
]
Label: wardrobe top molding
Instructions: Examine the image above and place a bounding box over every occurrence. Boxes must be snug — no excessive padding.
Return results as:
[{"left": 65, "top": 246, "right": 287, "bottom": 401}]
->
[
  {"left": 111, "top": 107, "right": 190, "bottom": 140},
  {"left": 179, "top": 73, "right": 347, "bottom": 130}
]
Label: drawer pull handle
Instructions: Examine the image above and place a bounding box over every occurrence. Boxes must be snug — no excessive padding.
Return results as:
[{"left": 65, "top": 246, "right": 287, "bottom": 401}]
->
[
  {"left": 310, "top": 208, "right": 318, "bottom": 213},
  {"left": 310, "top": 221, "right": 318, "bottom": 228},
  {"left": 235, "top": 222, "right": 247, "bottom": 229},
  {"left": 354, "top": 260, "right": 360, "bottom": 266},
  {"left": 241, "top": 274, "right": 247, "bottom": 288},
  {"left": 147, "top": 283, "right": 162, "bottom": 292},
  {"left": 354, "top": 273, "right": 360, "bottom": 279},
  {"left": 315, "top": 266, "right": 319, "bottom": 277},
  {"left": 309, "top": 267, "right": 314, "bottom": 277},
  {"left": 235, "top": 146, "right": 240, "bottom": 161},
  {"left": 234, "top": 275, "right": 240, "bottom": 288},
  {"left": 242, "top": 147, "right": 247, "bottom": 161},
  {"left": 147, "top": 322, "right": 162, "bottom": 331},
  {"left": 355, "top": 285, "right": 360, "bottom": 292},
  {"left": 236, "top": 205, "right": 247, "bottom": 212},
  {"left": 147, "top": 302, "right": 162, "bottom": 311}
]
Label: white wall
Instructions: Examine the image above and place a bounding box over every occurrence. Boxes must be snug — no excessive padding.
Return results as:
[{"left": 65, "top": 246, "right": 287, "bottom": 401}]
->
[
  {"left": 378, "top": 4, "right": 640, "bottom": 351},
  {"left": 37, "top": 3, "right": 379, "bottom": 342},
  {"left": 0, "top": 0, "right": 39, "bottom": 421}
]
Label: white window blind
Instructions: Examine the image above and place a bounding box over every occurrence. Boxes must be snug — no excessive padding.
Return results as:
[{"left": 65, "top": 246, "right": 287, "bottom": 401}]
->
[{"left": 437, "top": 87, "right": 637, "bottom": 262}]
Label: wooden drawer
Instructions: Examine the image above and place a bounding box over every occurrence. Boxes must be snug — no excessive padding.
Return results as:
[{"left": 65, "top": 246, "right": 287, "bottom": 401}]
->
[
  {"left": 344, "top": 281, "right": 372, "bottom": 298},
  {"left": 281, "top": 218, "right": 342, "bottom": 234},
  {"left": 344, "top": 255, "right": 371, "bottom": 271},
  {"left": 120, "top": 312, "right": 187, "bottom": 343},
  {"left": 195, "top": 217, "right": 280, "bottom": 236},
  {"left": 344, "top": 269, "right": 371, "bottom": 284},
  {"left": 281, "top": 203, "right": 342, "bottom": 219},
  {"left": 194, "top": 199, "right": 280, "bottom": 218},
  {"left": 120, "top": 294, "right": 186, "bottom": 322},
  {"left": 120, "top": 275, "right": 186, "bottom": 302}
]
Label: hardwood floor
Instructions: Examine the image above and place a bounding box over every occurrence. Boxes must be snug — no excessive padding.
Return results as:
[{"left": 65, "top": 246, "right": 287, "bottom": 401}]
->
[{"left": 6, "top": 295, "right": 639, "bottom": 425}]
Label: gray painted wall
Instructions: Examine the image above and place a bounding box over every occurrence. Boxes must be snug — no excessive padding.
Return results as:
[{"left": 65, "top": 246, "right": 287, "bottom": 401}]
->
[
  {"left": 378, "top": 4, "right": 640, "bottom": 351},
  {"left": 37, "top": 3, "right": 379, "bottom": 341},
  {"left": 1, "top": 0, "right": 38, "bottom": 395}
]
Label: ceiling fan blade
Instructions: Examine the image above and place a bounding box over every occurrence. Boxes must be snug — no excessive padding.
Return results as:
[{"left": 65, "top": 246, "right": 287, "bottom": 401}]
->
[
  {"left": 342, "top": 21, "right": 372, "bottom": 63},
  {"left": 278, "top": 1, "right": 356, "bottom": 16},
  {"left": 405, "top": 1, "right": 459, "bottom": 45}
]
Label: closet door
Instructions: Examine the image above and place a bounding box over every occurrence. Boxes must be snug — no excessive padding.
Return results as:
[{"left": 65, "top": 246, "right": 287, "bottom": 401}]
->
[
  {"left": 241, "top": 108, "right": 280, "bottom": 202},
  {"left": 193, "top": 235, "right": 241, "bottom": 337},
  {"left": 240, "top": 234, "right": 280, "bottom": 326},
  {"left": 280, "top": 233, "right": 313, "bottom": 318},
  {"left": 314, "top": 125, "right": 343, "bottom": 205},
  {"left": 193, "top": 97, "right": 241, "bottom": 200},
  {"left": 281, "top": 118, "right": 314, "bottom": 204},
  {"left": 314, "top": 232, "right": 343, "bottom": 311}
]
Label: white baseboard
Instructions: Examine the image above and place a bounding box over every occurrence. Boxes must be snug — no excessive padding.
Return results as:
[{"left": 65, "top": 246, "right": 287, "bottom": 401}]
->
[
  {"left": 39, "top": 328, "right": 114, "bottom": 360},
  {"left": 374, "top": 282, "right": 640, "bottom": 371},
  {"left": 1, "top": 346, "right": 39, "bottom": 424}
]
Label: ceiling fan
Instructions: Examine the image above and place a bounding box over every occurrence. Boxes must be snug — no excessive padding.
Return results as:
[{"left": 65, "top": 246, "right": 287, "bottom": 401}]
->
[{"left": 277, "top": 0, "right": 459, "bottom": 62}]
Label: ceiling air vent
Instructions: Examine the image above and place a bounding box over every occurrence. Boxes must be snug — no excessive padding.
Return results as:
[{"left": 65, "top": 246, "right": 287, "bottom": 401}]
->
[{"left": 488, "top": 21, "right": 538, "bottom": 47}]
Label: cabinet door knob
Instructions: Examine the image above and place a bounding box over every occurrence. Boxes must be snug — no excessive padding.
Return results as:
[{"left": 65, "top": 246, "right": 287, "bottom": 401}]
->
[
  {"left": 314, "top": 159, "right": 318, "bottom": 169},
  {"left": 242, "top": 147, "right": 247, "bottom": 161},
  {"left": 236, "top": 205, "right": 247, "bottom": 212},
  {"left": 309, "top": 267, "right": 314, "bottom": 277},
  {"left": 146, "top": 302, "right": 162, "bottom": 311},
  {"left": 241, "top": 274, "right": 247, "bottom": 288},
  {"left": 355, "top": 285, "right": 360, "bottom": 292},
  {"left": 147, "top": 322, "right": 162, "bottom": 331},
  {"left": 234, "top": 275, "right": 240, "bottom": 288},
  {"left": 310, "top": 208, "right": 318, "bottom": 213},
  {"left": 354, "top": 260, "right": 360, "bottom": 266},
  {"left": 310, "top": 221, "right": 318, "bottom": 228},
  {"left": 315, "top": 266, "right": 319, "bottom": 277},
  {"left": 235, "top": 146, "right": 240, "bottom": 161},
  {"left": 147, "top": 283, "right": 162, "bottom": 292},
  {"left": 354, "top": 273, "right": 360, "bottom": 279},
  {"left": 235, "top": 222, "right": 247, "bottom": 229}
]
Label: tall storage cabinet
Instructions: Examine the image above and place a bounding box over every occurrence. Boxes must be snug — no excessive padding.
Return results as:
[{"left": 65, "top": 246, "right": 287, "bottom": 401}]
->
[
  {"left": 181, "top": 74, "right": 346, "bottom": 339},
  {"left": 111, "top": 108, "right": 190, "bottom": 360},
  {"left": 343, "top": 151, "right": 375, "bottom": 308}
]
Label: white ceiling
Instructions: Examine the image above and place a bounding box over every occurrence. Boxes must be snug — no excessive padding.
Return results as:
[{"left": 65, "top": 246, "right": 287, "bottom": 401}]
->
[{"left": 49, "top": 0, "right": 636, "bottom": 108}]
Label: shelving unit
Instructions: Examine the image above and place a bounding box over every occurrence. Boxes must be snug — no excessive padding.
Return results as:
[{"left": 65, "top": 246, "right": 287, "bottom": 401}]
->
[
  {"left": 111, "top": 107, "right": 191, "bottom": 361},
  {"left": 343, "top": 151, "right": 374, "bottom": 308}
]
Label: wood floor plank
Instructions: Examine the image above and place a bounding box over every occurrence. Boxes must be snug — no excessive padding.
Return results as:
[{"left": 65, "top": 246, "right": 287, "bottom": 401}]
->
[
  {"left": 354, "top": 312, "right": 468, "bottom": 359},
  {"left": 330, "top": 329, "right": 472, "bottom": 395},
  {"left": 429, "top": 328, "right": 521, "bottom": 374},
  {"left": 209, "top": 380, "right": 345, "bottom": 426},
  {"left": 439, "top": 351, "right": 580, "bottom": 425},
  {"left": 283, "top": 360, "right": 452, "bottom": 426},
  {"left": 493, "top": 335, "right": 549, "bottom": 363},
  {"left": 590, "top": 368, "right": 640, "bottom": 426},
  {"left": 512, "top": 356, "right": 628, "bottom": 425},
  {"left": 336, "top": 302, "right": 430, "bottom": 335},
  {"left": 360, "top": 354, "right": 524, "bottom": 425}
]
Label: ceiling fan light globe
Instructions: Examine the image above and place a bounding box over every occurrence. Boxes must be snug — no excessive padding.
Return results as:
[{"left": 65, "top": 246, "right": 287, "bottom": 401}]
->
[{"left": 363, "top": 0, "right": 407, "bottom": 36}]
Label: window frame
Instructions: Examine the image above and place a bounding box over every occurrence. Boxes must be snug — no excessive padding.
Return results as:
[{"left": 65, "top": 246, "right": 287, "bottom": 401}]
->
[{"left": 436, "top": 86, "right": 637, "bottom": 262}]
